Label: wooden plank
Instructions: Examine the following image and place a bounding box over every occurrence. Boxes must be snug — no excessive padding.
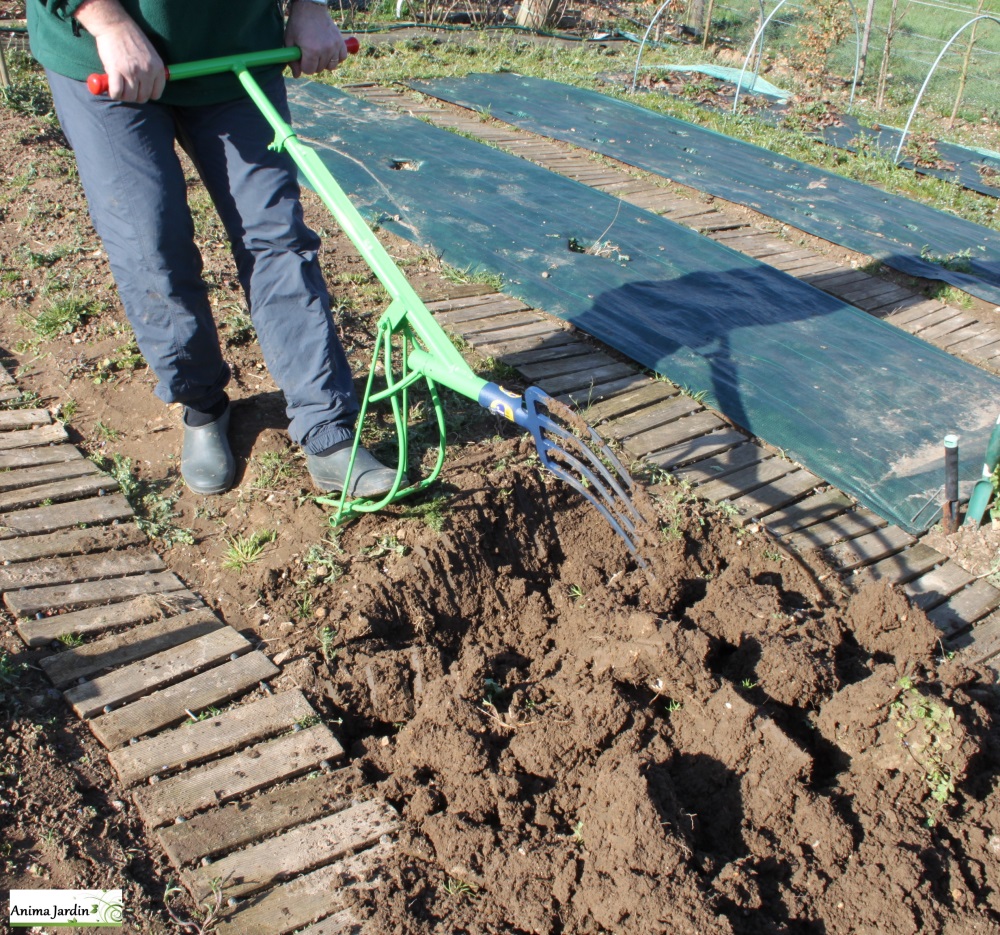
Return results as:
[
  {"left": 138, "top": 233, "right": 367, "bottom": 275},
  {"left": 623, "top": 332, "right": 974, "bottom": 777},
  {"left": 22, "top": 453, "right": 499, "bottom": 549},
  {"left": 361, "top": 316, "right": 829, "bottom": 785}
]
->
[
  {"left": 646, "top": 429, "right": 746, "bottom": 471},
  {"left": 0, "top": 473, "right": 117, "bottom": 512},
  {"left": 672, "top": 443, "right": 769, "bottom": 485},
  {"left": 501, "top": 341, "right": 594, "bottom": 368},
  {"left": 41, "top": 608, "right": 225, "bottom": 689},
  {"left": 927, "top": 579, "right": 1000, "bottom": 637},
  {"left": 0, "top": 549, "right": 164, "bottom": 591},
  {"left": 158, "top": 772, "right": 351, "bottom": 867},
  {"left": 919, "top": 313, "right": 976, "bottom": 342},
  {"left": 947, "top": 329, "right": 1000, "bottom": 356},
  {"left": 902, "top": 306, "right": 960, "bottom": 334},
  {"left": 215, "top": 843, "right": 391, "bottom": 935},
  {"left": 950, "top": 610, "right": 1000, "bottom": 663},
  {"left": 882, "top": 299, "right": 948, "bottom": 327},
  {"left": 4, "top": 569, "right": 188, "bottom": 617},
  {"left": 904, "top": 561, "right": 977, "bottom": 611},
  {"left": 89, "top": 651, "right": 280, "bottom": 749},
  {"left": 110, "top": 689, "right": 316, "bottom": 787},
  {"left": 65, "top": 627, "right": 252, "bottom": 719},
  {"left": 0, "top": 423, "right": 67, "bottom": 450},
  {"left": 516, "top": 351, "right": 618, "bottom": 382},
  {"left": 464, "top": 321, "right": 556, "bottom": 347},
  {"left": 0, "top": 492, "right": 133, "bottom": 538},
  {"left": 782, "top": 509, "right": 887, "bottom": 552},
  {"left": 822, "top": 524, "right": 915, "bottom": 571},
  {"left": 561, "top": 373, "right": 652, "bottom": 408},
  {"left": 183, "top": 799, "right": 400, "bottom": 900},
  {"left": 132, "top": 724, "right": 344, "bottom": 826},
  {"left": 17, "top": 592, "right": 202, "bottom": 647},
  {"left": 0, "top": 522, "right": 146, "bottom": 563},
  {"left": 861, "top": 542, "right": 944, "bottom": 586},
  {"left": 424, "top": 292, "right": 507, "bottom": 313},
  {"left": 0, "top": 458, "right": 102, "bottom": 493},
  {"left": 539, "top": 363, "right": 637, "bottom": 397},
  {"left": 432, "top": 297, "right": 528, "bottom": 323},
  {"left": 764, "top": 489, "right": 854, "bottom": 536},
  {"left": 962, "top": 339, "right": 1000, "bottom": 362},
  {"left": 473, "top": 329, "right": 578, "bottom": 357},
  {"left": 625, "top": 410, "right": 728, "bottom": 457},
  {"left": 605, "top": 395, "right": 703, "bottom": 441},
  {"left": 938, "top": 320, "right": 997, "bottom": 349},
  {"left": 454, "top": 310, "right": 545, "bottom": 336},
  {"left": 576, "top": 381, "right": 678, "bottom": 425},
  {"left": 0, "top": 444, "right": 82, "bottom": 471},
  {"left": 730, "top": 470, "right": 822, "bottom": 522},
  {"left": 0, "top": 409, "right": 52, "bottom": 430},
  {"left": 295, "top": 910, "right": 363, "bottom": 935},
  {"left": 697, "top": 457, "right": 798, "bottom": 503}
]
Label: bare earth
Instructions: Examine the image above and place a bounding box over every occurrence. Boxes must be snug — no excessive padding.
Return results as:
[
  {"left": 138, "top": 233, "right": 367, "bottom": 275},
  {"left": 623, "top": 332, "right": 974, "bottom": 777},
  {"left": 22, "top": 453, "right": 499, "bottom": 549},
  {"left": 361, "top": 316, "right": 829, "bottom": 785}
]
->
[{"left": 1, "top": 62, "right": 1000, "bottom": 935}]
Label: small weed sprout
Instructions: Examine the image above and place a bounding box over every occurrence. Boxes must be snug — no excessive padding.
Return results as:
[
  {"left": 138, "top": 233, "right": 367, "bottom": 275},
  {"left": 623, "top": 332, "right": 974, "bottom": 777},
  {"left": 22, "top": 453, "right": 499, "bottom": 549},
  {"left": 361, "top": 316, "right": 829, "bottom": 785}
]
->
[
  {"left": 221, "top": 529, "right": 276, "bottom": 571},
  {"left": 571, "top": 820, "right": 585, "bottom": 845},
  {"left": 400, "top": 493, "right": 451, "bottom": 532},
  {"left": 318, "top": 625, "right": 339, "bottom": 662},
  {"left": 56, "top": 632, "right": 84, "bottom": 648},
  {"left": 891, "top": 676, "right": 962, "bottom": 826},
  {"left": 96, "top": 453, "right": 194, "bottom": 546},
  {"left": 302, "top": 543, "right": 344, "bottom": 584},
  {"left": 164, "top": 878, "right": 225, "bottom": 934},
  {"left": 441, "top": 877, "right": 480, "bottom": 900},
  {"left": 361, "top": 535, "right": 408, "bottom": 558},
  {"left": 568, "top": 584, "right": 584, "bottom": 600}
]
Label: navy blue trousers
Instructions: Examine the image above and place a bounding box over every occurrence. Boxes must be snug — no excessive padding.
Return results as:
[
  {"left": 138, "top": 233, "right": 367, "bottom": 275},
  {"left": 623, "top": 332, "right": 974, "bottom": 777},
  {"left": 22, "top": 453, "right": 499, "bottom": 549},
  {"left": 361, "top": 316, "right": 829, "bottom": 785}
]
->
[{"left": 47, "top": 71, "right": 359, "bottom": 453}]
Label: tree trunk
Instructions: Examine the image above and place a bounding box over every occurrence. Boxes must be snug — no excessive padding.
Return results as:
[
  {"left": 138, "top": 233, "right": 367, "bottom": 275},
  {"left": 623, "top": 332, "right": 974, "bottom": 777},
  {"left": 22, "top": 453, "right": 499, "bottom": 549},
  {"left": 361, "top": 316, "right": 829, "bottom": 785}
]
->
[
  {"left": 516, "top": 0, "right": 561, "bottom": 29},
  {"left": 858, "top": 0, "right": 877, "bottom": 86}
]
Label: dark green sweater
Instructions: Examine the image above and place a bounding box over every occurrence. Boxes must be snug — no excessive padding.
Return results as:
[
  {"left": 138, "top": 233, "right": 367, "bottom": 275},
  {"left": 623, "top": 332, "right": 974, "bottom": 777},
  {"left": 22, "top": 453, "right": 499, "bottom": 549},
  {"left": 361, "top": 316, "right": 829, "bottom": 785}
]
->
[{"left": 27, "top": 0, "right": 287, "bottom": 105}]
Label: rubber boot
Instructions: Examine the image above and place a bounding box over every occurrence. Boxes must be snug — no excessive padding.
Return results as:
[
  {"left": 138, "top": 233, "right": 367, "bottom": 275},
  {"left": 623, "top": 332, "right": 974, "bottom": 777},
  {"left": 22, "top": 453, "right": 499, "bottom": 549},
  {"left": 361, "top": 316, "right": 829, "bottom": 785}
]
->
[
  {"left": 306, "top": 446, "right": 403, "bottom": 498},
  {"left": 181, "top": 405, "right": 236, "bottom": 495}
]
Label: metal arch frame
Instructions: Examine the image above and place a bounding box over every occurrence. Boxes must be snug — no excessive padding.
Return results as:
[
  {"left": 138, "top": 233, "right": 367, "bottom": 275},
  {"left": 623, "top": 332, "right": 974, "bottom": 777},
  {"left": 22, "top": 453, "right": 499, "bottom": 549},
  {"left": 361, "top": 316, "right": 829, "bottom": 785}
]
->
[
  {"left": 732, "top": 0, "right": 861, "bottom": 113},
  {"left": 630, "top": 0, "right": 766, "bottom": 93},
  {"left": 892, "top": 14, "right": 1000, "bottom": 165}
]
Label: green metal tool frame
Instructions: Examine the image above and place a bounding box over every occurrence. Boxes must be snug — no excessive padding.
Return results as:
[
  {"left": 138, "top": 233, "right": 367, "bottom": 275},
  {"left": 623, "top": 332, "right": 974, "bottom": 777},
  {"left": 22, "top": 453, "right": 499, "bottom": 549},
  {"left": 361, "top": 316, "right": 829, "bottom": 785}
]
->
[{"left": 92, "top": 48, "right": 647, "bottom": 554}]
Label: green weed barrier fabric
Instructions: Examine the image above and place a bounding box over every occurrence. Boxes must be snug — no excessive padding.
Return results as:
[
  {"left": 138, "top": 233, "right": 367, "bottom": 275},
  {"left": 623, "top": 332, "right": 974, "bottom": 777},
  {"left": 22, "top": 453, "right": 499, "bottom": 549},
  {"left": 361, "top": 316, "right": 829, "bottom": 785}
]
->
[
  {"left": 413, "top": 73, "right": 1000, "bottom": 306},
  {"left": 287, "top": 81, "right": 1000, "bottom": 533}
]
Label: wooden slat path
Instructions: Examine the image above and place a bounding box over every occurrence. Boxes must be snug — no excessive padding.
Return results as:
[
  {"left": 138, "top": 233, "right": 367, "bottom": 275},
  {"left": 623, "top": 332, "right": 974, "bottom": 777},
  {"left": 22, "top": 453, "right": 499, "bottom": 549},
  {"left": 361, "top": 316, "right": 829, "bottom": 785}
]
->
[{"left": 0, "top": 393, "right": 398, "bottom": 932}]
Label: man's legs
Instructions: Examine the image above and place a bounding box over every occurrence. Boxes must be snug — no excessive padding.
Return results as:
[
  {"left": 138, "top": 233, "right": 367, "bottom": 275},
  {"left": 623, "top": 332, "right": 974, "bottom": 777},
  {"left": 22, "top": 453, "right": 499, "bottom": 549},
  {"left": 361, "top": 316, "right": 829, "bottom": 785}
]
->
[
  {"left": 175, "top": 77, "right": 359, "bottom": 455},
  {"left": 47, "top": 71, "right": 230, "bottom": 413}
]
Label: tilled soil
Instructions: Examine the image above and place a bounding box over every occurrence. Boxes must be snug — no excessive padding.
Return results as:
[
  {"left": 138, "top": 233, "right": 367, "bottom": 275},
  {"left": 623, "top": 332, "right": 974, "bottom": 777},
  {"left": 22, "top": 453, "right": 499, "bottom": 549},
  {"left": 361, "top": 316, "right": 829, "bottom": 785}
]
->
[{"left": 1, "top": 55, "right": 1000, "bottom": 935}]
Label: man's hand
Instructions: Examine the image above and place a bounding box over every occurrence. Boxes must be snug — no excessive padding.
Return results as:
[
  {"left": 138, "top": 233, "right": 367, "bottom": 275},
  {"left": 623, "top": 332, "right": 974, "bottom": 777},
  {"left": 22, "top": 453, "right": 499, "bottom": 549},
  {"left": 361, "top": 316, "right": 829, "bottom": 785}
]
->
[
  {"left": 75, "top": 0, "right": 165, "bottom": 102},
  {"left": 285, "top": 2, "right": 347, "bottom": 78}
]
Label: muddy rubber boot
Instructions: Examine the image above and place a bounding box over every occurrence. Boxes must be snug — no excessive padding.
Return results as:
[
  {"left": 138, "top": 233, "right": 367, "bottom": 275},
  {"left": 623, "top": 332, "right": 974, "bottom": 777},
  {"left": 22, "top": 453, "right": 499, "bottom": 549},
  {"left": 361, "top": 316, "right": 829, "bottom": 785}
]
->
[
  {"left": 306, "top": 446, "right": 403, "bottom": 498},
  {"left": 181, "top": 405, "right": 236, "bottom": 496}
]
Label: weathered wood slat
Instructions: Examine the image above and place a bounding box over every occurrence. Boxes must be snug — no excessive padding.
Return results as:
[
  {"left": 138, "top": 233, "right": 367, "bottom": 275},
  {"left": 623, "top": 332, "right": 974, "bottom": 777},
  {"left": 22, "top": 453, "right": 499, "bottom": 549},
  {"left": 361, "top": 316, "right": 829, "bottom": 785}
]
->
[
  {"left": 730, "top": 470, "right": 822, "bottom": 522},
  {"left": 862, "top": 542, "right": 945, "bottom": 586},
  {"left": 0, "top": 444, "right": 82, "bottom": 471},
  {"left": 605, "top": 395, "right": 702, "bottom": 441},
  {"left": 576, "top": 381, "right": 679, "bottom": 425},
  {"left": 158, "top": 772, "right": 351, "bottom": 868},
  {"left": 539, "top": 363, "right": 637, "bottom": 397},
  {"left": 781, "top": 508, "right": 887, "bottom": 552},
  {"left": 763, "top": 489, "right": 854, "bottom": 536},
  {"left": 905, "top": 306, "right": 962, "bottom": 334},
  {"left": 672, "top": 443, "right": 768, "bottom": 485},
  {"left": 919, "top": 313, "right": 976, "bottom": 342},
  {"left": 464, "top": 321, "right": 556, "bottom": 347},
  {"left": 0, "top": 521, "right": 146, "bottom": 563},
  {"left": 0, "top": 408, "right": 52, "bottom": 429},
  {"left": 947, "top": 329, "right": 1000, "bottom": 356},
  {"left": 626, "top": 410, "right": 728, "bottom": 457},
  {"left": 939, "top": 320, "right": 997, "bottom": 349},
  {"left": 183, "top": 799, "right": 399, "bottom": 900},
  {"left": 215, "top": 843, "right": 391, "bottom": 935},
  {"left": 927, "top": 579, "right": 1000, "bottom": 637},
  {"left": 0, "top": 492, "right": 133, "bottom": 538},
  {"left": 950, "top": 610, "right": 1000, "bottom": 663},
  {"left": 649, "top": 429, "right": 747, "bottom": 471},
  {"left": 16, "top": 591, "right": 202, "bottom": 647},
  {"left": 424, "top": 292, "right": 507, "bottom": 313},
  {"left": 454, "top": 310, "right": 546, "bottom": 336},
  {"left": 561, "top": 374, "right": 651, "bottom": 408},
  {"left": 110, "top": 688, "right": 316, "bottom": 787},
  {"left": 517, "top": 351, "right": 619, "bottom": 382},
  {"left": 903, "top": 561, "right": 976, "bottom": 611},
  {"left": 473, "top": 329, "right": 578, "bottom": 357},
  {"left": 0, "top": 473, "right": 117, "bottom": 512},
  {"left": 432, "top": 297, "right": 528, "bottom": 323},
  {"left": 65, "top": 627, "right": 252, "bottom": 719},
  {"left": 822, "top": 524, "right": 915, "bottom": 572},
  {"left": 132, "top": 724, "right": 345, "bottom": 826},
  {"left": 89, "top": 651, "right": 280, "bottom": 749},
  {"left": 294, "top": 909, "right": 361, "bottom": 935},
  {"left": 0, "top": 422, "right": 67, "bottom": 450},
  {"left": 697, "top": 457, "right": 798, "bottom": 503},
  {"left": 882, "top": 299, "right": 947, "bottom": 327},
  {"left": 41, "top": 608, "right": 224, "bottom": 689},
  {"left": 4, "top": 569, "right": 188, "bottom": 617},
  {"left": 0, "top": 549, "right": 164, "bottom": 591},
  {"left": 501, "top": 341, "right": 593, "bottom": 368},
  {"left": 0, "top": 459, "right": 98, "bottom": 495}
]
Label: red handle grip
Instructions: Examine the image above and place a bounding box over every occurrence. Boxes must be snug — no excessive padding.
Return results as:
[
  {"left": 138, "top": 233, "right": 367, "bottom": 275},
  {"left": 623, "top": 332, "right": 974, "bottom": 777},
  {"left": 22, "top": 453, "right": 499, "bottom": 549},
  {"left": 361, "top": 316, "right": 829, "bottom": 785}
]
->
[{"left": 87, "top": 37, "right": 360, "bottom": 96}]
